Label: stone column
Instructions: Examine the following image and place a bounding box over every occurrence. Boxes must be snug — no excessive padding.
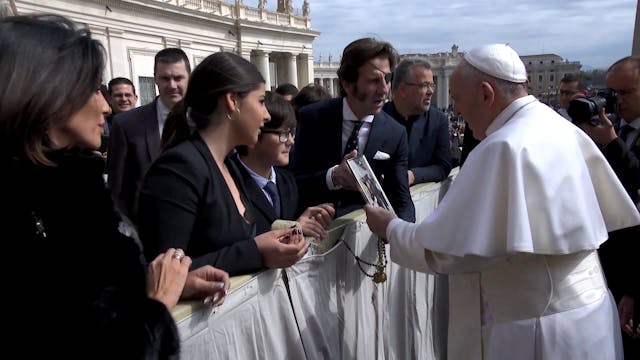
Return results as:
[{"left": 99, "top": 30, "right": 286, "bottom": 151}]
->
[
  {"left": 297, "top": 53, "right": 311, "bottom": 87},
  {"left": 440, "top": 68, "right": 453, "bottom": 109},
  {"left": 285, "top": 53, "right": 298, "bottom": 87},
  {"left": 254, "top": 50, "right": 271, "bottom": 91},
  {"left": 327, "top": 77, "right": 334, "bottom": 96}
]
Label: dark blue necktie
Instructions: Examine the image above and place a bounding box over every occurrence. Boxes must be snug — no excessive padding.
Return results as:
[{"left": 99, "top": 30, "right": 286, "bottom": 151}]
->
[
  {"left": 263, "top": 181, "right": 281, "bottom": 217},
  {"left": 344, "top": 120, "right": 364, "bottom": 157}
]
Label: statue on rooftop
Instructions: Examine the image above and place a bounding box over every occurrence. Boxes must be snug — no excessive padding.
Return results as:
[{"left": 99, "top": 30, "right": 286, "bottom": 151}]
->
[{"left": 302, "top": 0, "right": 310, "bottom": 17}]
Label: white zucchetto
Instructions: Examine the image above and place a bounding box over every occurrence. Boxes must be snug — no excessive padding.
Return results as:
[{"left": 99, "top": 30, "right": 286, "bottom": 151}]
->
[{"left": 464, "top": 43, "right": 527, "bottom": 83}]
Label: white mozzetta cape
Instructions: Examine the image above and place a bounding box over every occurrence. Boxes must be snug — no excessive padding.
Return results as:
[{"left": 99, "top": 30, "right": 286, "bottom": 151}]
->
[{"left": 387, "top": 96, "right": 640, "bottom": 360}]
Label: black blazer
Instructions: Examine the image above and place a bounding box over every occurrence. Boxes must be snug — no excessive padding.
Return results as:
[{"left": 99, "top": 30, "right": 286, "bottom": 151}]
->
[
  {"left": 383, "top": 102, "right": 452, "bottom": 183},
  {"left": 290, "top": 98, "right": 415, "bottom": 222},
  {"left": 107, "top": 98, "right": 161, "bottom": 221},
  {"left": 137, "top": 133, "right": 263, "bottom": 276},
  {"left": 230, "top": 154, "right": 300, "bottom": 235}
]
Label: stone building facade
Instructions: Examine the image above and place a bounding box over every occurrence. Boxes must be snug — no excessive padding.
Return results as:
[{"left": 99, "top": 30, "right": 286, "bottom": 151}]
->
[{"left": 14, "top": 0, "right": 319, "bottom": 105}]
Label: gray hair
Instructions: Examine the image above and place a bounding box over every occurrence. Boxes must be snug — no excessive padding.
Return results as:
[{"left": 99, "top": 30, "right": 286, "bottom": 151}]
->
[
  {"left": 457, "top": 59, "right": 527, "bottom": 101},
  {"left": 392, "top": 58, "right": 433, "bottom": 92}
]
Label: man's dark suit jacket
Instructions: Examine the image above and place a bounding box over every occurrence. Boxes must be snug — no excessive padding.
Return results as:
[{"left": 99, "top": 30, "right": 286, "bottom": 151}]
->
[
  {"left": 107, "top": 98, "right": 160, "bottom": 222},
  {"left": 137, "top": 133, "right": 263, "bottom": 277},
  {"left": 290, "top": 98, "right": 415, "bottom": 222},
  {"left": 230, "top": 154, "right": 300, "bottom": 235},
  {"left": 598, "top": 128, "right": 639, "bottom": 312},
  {"left": 383, "top": 102, "right": 452, "bottom": 183}
]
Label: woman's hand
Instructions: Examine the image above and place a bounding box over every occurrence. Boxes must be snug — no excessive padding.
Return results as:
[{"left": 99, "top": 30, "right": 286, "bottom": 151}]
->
[
  {"left": 297, "top": 203, "right": 335, "bottom": 238},
  {"left": 255, "top": 227, "right": 308, "bottom": 268},
  {"left": 147, "top": 248, "right": 191, "bottom": 310},
  {"left": 182, "top": 265, "right": 230, "bottom": 307}
]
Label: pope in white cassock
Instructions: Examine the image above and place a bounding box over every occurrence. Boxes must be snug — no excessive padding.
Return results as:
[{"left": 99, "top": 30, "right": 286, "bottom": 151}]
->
[{"left": 365, "top": 44, "right": 640, "bottom": 360}]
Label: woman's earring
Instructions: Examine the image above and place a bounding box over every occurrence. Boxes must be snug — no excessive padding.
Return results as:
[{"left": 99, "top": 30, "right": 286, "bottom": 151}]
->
[
  {"left": 226, "top": 113, "right": 232, "bottom": 120},
  {"left": 235, "top": 107, "right": 240, "bottom": 114}
]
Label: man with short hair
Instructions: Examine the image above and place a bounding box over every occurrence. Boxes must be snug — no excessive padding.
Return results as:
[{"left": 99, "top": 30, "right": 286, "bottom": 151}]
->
[
  {"left": 107, "top": 48, "right": 191, "bottom": 222},
  {"left": 108, "top": 77, "right": 138, "bottom": 114},
  {"left": 383, "top": 58, "right": 452, "bottom": 185},
  {"left": 578, "top": 55, "right": 640, "bottom": 357},
  {"left": 290, "top": 37, "right": 415, "bottom": 222},
  {"left": 365, "top": 43, "right": 639, "bottom": 359},
  {"left": 557, "top": 73, "right": 586, "bottom": 120}
]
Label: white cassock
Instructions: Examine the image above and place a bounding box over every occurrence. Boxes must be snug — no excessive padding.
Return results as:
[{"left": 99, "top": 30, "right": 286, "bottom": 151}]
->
[{"left": 387, "top": 95, "right": 640, "bottom": 360}]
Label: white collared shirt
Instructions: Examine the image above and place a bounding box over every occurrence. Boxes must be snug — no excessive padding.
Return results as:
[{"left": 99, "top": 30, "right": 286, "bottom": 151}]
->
[
  {"left": 237, "top": 157, "right": 277, "bottom": 206},
  {"left": 156, "top": 98, "right": 171, "bottom": 136}
]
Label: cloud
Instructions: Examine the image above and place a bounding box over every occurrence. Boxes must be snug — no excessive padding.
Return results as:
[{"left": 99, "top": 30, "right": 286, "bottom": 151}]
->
[{"left": 307, "top": 0, "right": 637, "bottom": 69}]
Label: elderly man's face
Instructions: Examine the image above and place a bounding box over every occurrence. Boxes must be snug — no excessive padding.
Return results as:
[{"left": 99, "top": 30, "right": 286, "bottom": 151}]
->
[
  {"left": 606, "top": 62, "right": 640, "bottom": 122},
  {"left": 450, "top": 67, "right": 491, "bottom": 140}
]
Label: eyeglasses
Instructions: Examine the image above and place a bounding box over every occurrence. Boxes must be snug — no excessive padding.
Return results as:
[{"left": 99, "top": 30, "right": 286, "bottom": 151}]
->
[
  {"left": 261, "top": 128, "right": 295, "bottom": 143},
  {"left": 404, "top": 82, "right": 437, "bottom": 90}
]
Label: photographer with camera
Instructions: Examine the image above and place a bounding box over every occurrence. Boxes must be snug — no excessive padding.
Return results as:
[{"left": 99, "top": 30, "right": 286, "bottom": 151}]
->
[
  {"left": 557, "top": 73, "right": 587, "bottom": 121},
  {"left": 570, "top": 55, "right": 640, "bottom": 358}
]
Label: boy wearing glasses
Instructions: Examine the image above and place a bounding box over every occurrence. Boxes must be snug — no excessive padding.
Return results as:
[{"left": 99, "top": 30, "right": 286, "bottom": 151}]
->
[
  {"left": 382, "top": 58, "right": 452, "bottom": 185},
  {"left": 232, "top": 92, "right": 335, "bottom": 238}
]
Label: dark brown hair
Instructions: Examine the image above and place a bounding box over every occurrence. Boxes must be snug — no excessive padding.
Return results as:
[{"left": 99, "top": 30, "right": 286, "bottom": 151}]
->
[
  {"left": 236, "top": 91, "right": 296, "bottom": 156},
  {"left": 0, "top": 14, "right": 105, "bottom": 164},
  {"left": 337, "top": 37, "right": 398, "bottom": 97}
]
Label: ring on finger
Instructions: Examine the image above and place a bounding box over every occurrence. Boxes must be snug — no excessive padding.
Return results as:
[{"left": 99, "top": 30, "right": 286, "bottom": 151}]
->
[{"left": 172, "top": 248, "right": 185, "bottom": 261}]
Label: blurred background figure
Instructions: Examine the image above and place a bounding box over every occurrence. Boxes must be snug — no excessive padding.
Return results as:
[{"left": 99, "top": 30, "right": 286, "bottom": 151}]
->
[
  {"left": 108, "top": 77, "right": 138, "bottom": 114},
  {"left": 291, "top": 83, "right": 332, "bottom": 116},
  {"left": 557, "top": 73, "right": 586, "bottom": 120},
  {"left": 275, "top": 82, "right": 299, "bottom": 102}
]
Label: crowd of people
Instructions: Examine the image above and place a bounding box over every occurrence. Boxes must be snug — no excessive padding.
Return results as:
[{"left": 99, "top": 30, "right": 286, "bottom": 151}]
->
[{"left": 1, "top": 11, "right": 639, "bottom": 359}]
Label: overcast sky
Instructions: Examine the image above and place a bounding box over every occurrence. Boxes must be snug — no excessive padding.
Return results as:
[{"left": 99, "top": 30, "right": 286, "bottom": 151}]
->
[{"left": 260, "top": 0, "right": 637, "bottom": 70}]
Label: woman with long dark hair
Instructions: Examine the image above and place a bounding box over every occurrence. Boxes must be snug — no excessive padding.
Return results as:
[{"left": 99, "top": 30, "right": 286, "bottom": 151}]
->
[
  {"left": 0, "top": 14, "right": 229, "bottom": 358},
  {"left": 138, "top": 52, "right": 308, "bottom": 276}
]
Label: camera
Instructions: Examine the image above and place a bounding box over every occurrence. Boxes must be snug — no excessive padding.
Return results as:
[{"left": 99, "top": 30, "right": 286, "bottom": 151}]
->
[{"left": 567, "top": 89, "right": 617, "bottom": 125}]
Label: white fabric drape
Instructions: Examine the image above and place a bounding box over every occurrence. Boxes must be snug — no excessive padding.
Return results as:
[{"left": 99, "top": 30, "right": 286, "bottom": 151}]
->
[{"left": 175, "top": 178, "right": 454, "bottom": 359}]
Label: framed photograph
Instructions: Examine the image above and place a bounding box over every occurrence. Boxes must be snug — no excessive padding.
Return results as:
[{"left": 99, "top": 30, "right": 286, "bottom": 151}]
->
[{"left": 346, "top": 155, "right": 395, "bottom": 214}]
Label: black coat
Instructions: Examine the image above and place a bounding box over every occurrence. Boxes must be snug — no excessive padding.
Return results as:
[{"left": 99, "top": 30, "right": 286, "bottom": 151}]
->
[{"left": 1, "top": 150, "right": 179, "bottom": 358}]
